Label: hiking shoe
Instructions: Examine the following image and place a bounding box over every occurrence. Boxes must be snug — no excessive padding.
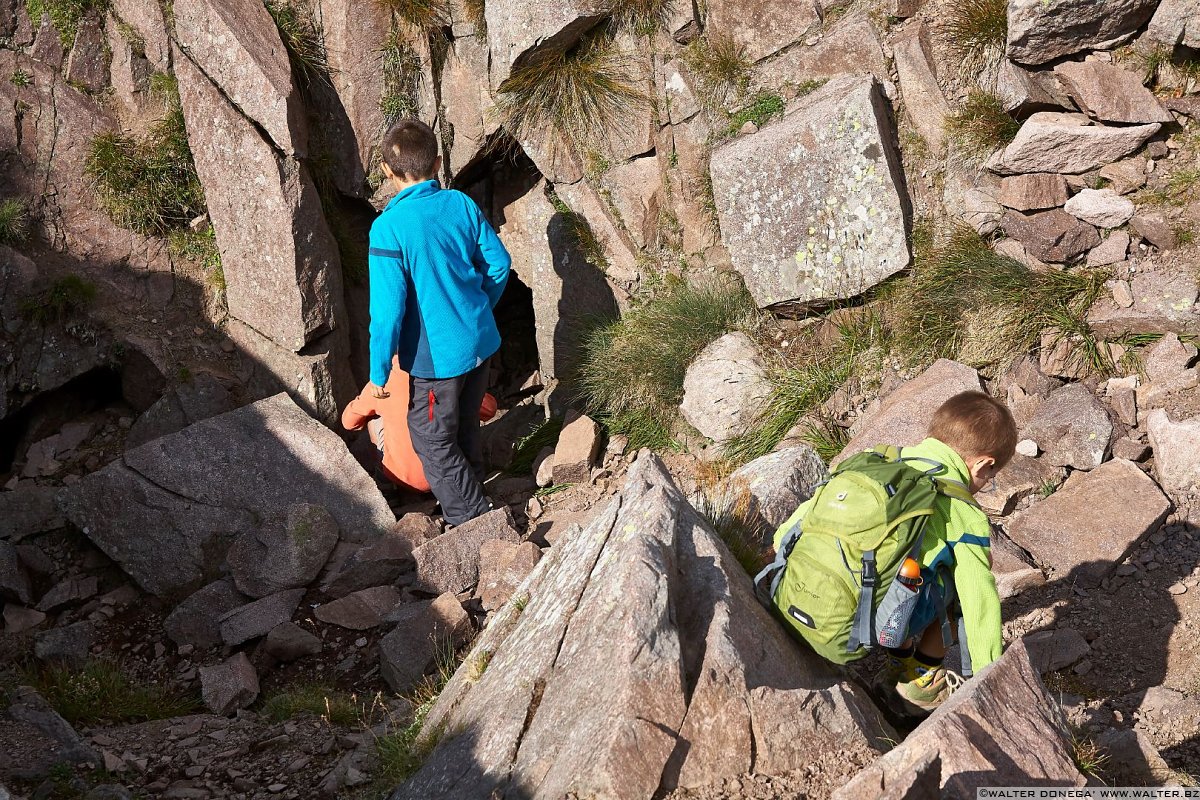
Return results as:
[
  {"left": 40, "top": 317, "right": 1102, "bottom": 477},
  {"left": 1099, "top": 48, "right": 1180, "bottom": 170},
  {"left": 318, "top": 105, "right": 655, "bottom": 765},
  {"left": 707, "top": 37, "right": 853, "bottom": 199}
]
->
[
  {"left": 891, "top": 665, "right": 964, "bottom": 717},
  {"left": 871, "top": 653, "right": 920, "bottom": 696}
]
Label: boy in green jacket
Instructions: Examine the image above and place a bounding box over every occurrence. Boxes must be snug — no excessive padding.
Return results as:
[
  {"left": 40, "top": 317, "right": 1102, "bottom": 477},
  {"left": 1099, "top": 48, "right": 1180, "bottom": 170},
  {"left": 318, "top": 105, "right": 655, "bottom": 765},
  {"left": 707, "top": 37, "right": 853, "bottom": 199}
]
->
[{"left": 773, "top": 391, "right": 1017, "bottom": 715}]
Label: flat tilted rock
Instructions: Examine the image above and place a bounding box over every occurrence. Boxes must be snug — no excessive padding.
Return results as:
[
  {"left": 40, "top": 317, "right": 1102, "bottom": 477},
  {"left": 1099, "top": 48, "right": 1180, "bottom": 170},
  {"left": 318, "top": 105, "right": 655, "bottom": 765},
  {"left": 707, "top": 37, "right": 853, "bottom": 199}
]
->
[
  {"left": 1007, "top": 0, "right": 1160, "bottom": 65},
  {"left": 390, "top": 454, "right": 892, "bottom": 800},
  {"left": 988, "top": 113, "right": 1160, "bottom": 176},
  {"left": 1054, "top": 61, "right": 1172, "bottom": 125},
  {"left": 710, "top": 74, "right": 911, "bottom": 309},
  {"left": 835, "top": 641, "right": 1084, "bottom": 797},
  {"left": 680, "top": 332, "right": 772, "bottom": 445},
  {"left": 1005, "top": 459, "right": 1171, "bottom": 587}
]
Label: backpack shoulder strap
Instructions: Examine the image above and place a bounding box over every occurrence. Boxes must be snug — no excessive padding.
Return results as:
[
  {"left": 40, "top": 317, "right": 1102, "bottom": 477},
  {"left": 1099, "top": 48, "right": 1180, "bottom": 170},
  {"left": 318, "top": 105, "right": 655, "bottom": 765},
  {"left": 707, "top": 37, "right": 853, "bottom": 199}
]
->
[{"left": 934, "top": 476, "right": 982, "bottom": 509}]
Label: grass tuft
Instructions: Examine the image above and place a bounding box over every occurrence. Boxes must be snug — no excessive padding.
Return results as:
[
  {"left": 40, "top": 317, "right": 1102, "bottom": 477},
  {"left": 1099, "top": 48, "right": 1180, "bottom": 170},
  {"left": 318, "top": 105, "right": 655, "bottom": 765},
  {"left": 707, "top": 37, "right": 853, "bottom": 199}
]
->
[
  {"left": 695, "top": 475, "right": 770, "bottom": 576},
  {"left": 495, "top": 31, "right": 647, "bottom": 159},
  {"left": 380, "top": 0, "right": 451, "bottom": 31},
  {"left": 889, "top": 226, "right": 1103, "bottom": 369},
  {"left": 25, "top": 0, "right": 108, "bottom": 46},
  {"left": 576, "top": 276, "right": 758, "bottom": 450},
  {"left": 942, "top": 0, "right": 1007, "bottom": 77},
  {"left": 23, "top": 659, "right": 199, "bottom": 726},
  {"left": 373, "top": 636, "right": 459, "bottom": 786},
  {"left": 799, "top": 416, "right": 850, "bottom": 463},
  {"left": 726, "top": 92, "right": 784, "bottom": 136},
  {"left": 20, "top": 274, "right": 96, "bottom": 324},
  {"left": 167, "top": 226, "right": 220, "bottom": 271},
  {"left": 265, "top": 0, "right": 331, "bottom": 87},
  {"left": 606, "top": 0, "right": 675, "bottom": 36},
  {"left": 509, "top": 417, "right": 563, "bottom": 475},
  {"left": 945, "top": 90, "right": 1020, "bottom": 160},
  {"left": 1071, "top": 730, "right": 1110, "bottom": 784},
  {"left": 682, "top": 33, "right": 751, "bottom": 109},
  {"left": 380, "top": 30, "right": 423, "bottom": 124},
  {"left": 0, "top": 198, "right": 31, "bottom": 245},
  {"left": 261, "top": 684, "right": 361, "bottom": 726},
  {"left": 84, "top": 80, "right": 206, "bottom": 236},
  {"left": 10, "top": 69, "right": 32, "bottom": 87},
  {"left": 463, "top": 0, "right": 485, "bottom": 34}
]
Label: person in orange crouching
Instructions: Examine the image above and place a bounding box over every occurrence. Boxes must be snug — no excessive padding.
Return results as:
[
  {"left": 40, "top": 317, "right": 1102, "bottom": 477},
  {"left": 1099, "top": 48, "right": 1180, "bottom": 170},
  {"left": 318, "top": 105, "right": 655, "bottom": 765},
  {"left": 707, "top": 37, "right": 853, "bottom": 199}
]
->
[{"left": 342, "top": 356, "right": 497, "bottom": 492}]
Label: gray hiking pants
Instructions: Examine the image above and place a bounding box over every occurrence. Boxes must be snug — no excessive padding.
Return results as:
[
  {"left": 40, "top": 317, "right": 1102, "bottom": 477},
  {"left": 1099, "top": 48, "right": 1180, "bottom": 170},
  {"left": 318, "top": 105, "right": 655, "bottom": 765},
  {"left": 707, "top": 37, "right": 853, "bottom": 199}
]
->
[{"left": 408, "top": 360, "right": 491, "bottom": 526}]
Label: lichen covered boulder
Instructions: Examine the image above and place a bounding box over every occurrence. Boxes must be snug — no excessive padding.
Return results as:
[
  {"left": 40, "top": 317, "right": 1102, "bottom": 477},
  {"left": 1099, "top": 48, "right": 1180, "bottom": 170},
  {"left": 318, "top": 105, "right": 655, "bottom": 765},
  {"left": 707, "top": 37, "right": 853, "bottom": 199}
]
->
[{"left": 710, "top": 74, "right": 911, "bottom": 310}]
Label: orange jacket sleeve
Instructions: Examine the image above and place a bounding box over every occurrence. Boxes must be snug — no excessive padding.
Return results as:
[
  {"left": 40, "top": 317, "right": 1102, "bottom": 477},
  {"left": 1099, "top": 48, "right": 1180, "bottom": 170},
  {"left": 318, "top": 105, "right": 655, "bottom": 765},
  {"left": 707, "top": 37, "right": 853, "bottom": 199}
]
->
[{"left": 341, "top": 392, "right": 377, "bottom": 431}]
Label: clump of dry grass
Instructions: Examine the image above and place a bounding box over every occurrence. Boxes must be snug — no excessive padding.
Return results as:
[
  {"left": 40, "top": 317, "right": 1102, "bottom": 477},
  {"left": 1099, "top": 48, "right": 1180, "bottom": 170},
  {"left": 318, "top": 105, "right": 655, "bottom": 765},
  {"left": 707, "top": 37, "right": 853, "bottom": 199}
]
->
[
  {"left": 380, "top": 0, "right": 451, "bottom": 31},
  {"left": 942, "top": 0, "right": 1008, "bottom": 77},
  {"left": 945, "top": 90, "right": 1020, "bottom": 160},
  {"left": 682, "top": 33, "right": 751, "bottom": 108}
]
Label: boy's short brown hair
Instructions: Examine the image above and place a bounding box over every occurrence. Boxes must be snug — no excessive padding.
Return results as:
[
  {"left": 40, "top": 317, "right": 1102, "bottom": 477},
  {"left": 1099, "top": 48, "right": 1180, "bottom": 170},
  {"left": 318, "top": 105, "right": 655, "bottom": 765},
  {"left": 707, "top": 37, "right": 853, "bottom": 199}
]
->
[
  {"left": 928, "top": 391, "right": 1018, "bottom": 468},
  {"left": 381, "top": 119, "right": 439, "bottom": 180}
]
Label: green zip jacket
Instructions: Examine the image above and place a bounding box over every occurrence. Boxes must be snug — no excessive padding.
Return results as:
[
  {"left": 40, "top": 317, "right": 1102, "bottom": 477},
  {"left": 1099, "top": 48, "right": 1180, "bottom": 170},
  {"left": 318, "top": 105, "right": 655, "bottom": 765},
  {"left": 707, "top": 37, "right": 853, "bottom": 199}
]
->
[{"left": 773, "top": 437, "right": 1003, "bottom": 671}]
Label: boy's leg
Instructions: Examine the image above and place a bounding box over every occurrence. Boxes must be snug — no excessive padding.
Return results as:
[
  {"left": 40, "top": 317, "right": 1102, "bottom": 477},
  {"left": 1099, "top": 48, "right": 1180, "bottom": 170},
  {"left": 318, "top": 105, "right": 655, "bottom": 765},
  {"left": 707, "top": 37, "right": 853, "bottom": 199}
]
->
[
  {"left": 456, "top": 360, "right": 489, "bottom": 483},
  {"left": 408, "top": 373, "right": 491, "bottom": 526}
]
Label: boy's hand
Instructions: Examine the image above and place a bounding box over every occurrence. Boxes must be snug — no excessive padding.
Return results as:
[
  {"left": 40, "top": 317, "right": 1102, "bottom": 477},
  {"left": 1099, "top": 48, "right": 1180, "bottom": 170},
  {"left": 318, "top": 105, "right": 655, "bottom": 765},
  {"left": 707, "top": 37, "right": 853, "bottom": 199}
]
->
[{"left": 368, "top": 382, "right": 389, "bottom": 399}]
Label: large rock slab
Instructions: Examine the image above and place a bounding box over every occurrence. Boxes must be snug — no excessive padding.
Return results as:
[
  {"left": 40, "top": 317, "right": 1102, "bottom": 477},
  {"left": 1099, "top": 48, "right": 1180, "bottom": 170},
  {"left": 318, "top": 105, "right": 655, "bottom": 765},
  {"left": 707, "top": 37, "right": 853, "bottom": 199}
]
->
[
  {"left": 1022, "top": 383, "right": 1111, "bottom": 471},
  {"left": 125, "top": 373, "right": 235, "bottom": 449},
  {"left": 1088, "top": 267, "right": 1200, "bottom": 338},
  {"left": 1005, "top": 459, "right": 1171, "bottom": 586},
  {"left": 175, "top": 45, "right": 343, "bottom": 353},
  {"left": 111, "top": 0, "right": 169, "bottom": 69},
  {"left": 486, "top": 0, "right": 607, "bottom": 88},
  {"left": 892, "top": 21, "right": 951, "bottom": 153},
  {"left": 1063, "top": 188, "right": 1135, "bottom": 229},
  {"left": 835, "top": 641, "right": 1084, "bottom": 797},
  {"left": 724, "top": 445, "right": 828, "bottom": 530},
  {"left": 476, "top": 540, "right": 543, "bottom": 612},
  {"left": 320, "top": 525, "right": 420, "bottom": 599},
  {"left": 1147, "top": 0, "right": 1200, "bottom": 48},
  {"left": 60, "top": 393, "right": 393, "bottom": 598},
  {"left": 226, "top": 503, "right": 339, "bottom": 598},
  {"left": 837, "top": 360, "right": 984, "bottom": 463},
  {"left": 390, "top": 453, "right": 891, "bottom": 799},
  {"left": 710, "top": 75, "right": 910, "bottom": 310},
  {"left": 680, "top": 332, "right": 772, "bottom": 445},
  {"left": 746, "top": 14, "right": 888, "bottom": 91},
  {"left": 1007, "top": 0, "right": 1160, "bottom": 65},
  {"left": 314, "top": 585, "right": 401, "bottom": 630},
  {"left": 1054, "top": 60, "right": 1173, "bottom": 125},
  {"left": 0, "top": 486, "right": 66, "bottom": 541},
  {"left": 706, "top": 0, "right": 821, "bottom": 63},
  {"left": 976, "top": 454, "right": 1064, "bottom": 516},
  {"left": 200, "top": 652, "right": 259, "bottom": 715},
  {"left": 0, "top": 541, "right": 32, "bottom": 604},
  {"left": 173, "top": 0, "right": 305, "bottom": 155},
  {"left": 412, "top": 508, "right": 522, "bottom": 594},
  {"left": 988, "top": 113, "right": 1161, "bottom": 175},
  {"left": 1147, "top": 410, "right": 1200, "bottom": 495}
]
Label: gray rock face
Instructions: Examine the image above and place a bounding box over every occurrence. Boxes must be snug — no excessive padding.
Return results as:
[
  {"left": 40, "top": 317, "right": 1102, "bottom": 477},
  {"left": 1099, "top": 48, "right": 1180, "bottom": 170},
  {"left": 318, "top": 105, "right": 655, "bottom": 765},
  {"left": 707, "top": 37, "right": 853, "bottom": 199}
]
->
[
  {"left": 439, "top": 30, "right": 497, "bottom": 178},
  {"left": 1005, "top": 459, "right": 1171, "bottom": 586},
  {"left": 34, "top": 621, "right": 93, "bottom": 667},
  {"left": 7, "top": 686, "right": 101, "bottom": 767},
  {"left": 892, "top": 21, "right": 951, "bottom": 154},
  {"left": 379, "top": 593, "right": 473, "bottom": 694},
  {"left": 0, "top": 540, "right": 32, "bottom": 604},
  {"left": 1087, "top": 231, "right": 1130, "bottom": 267},
  {"left": 710, "top": 75, "right": 911, "bottom": 309},
  {"left": 165, "top": 579, "right": 248, "bottom": 649},
  {"left": 752, "top": 14, "right": 890, "bottom": 92},
  {"left": 65, "top": 13, "right": 108, "bottom": 92},
  {"left": 838, "top": 360, "right": 984, "bottom": 463},
  {"left": 173, "top": 0, "right": 304, "bottom": 155},
  {"left": 200, "top": 652, "right": 260, "bottom": 715},
  {"left": 498, "top": 181, "right": 625, "bottom": 406},
  {"left": 835, "top": 641, "right": 1084, "bottom": 797},
  {"left": 0, "top": 486, "right": 65, "bottom": 541},
  {"left": 412, "top": 508, "right": 522, "bottom": 594},
  {"left": 219, "top": 589, "right": 305, "bottom": 646},
  {"left": 988, "top": 113, "right": 1161, "bottom": 175},
  {"left": 1001, "top": 209, "right": 1100, "bottom": 263},
  {"left": 1023, "top": 628, "right": 1090, "bottom": 673},
  {"left": 264, "top": 621, "right": 322, "bottom": 661},
  {"left": 998, "top": 173, "right": 1068, "bottom": 211},
  {"left": 111, "top": 0, "right": 169, "bottom": 69},
  {"left": 1022, "top": 383, "right": 1111, "bottom": 470},
  {"left": 1054, "top": 61, "right": 1173, "bottom": 125},
  {"left": 1087, "top": 266, "right": 1199, "bottom": 338},
  {"left": 1147, "top": 410, "right": 1200, "bottom": 495},
  {"left": 705, "top": 0, "right": 821, "bottom": 62},
  {"left": 725, "top": 445, "right": 828, "bottom": 530},
  {"left": 1147, "top": 0, "right": 1200, "bottom": 48},
  {"left": 227, "top": 504, "right": 339, "bottom": 598},
  {"left": 3, "top": 605, "right": 47, "bottom": 633},
  {"left": 392, "top": 454, "right": 891, "bottom": 800},
  {"left": 1007, "top": 0, "right": 1160, "bottom": 65},
  {"left": 976, "top": 454, "right": 1064, "bottom": 516},
  {"left": 60, "top": 394, "right": 393, "bottom": 598},
  {"left": 486, "top": 0, "right": 607, "bottom": 88},
  {"left": 680, "top": 332, "right": 772, "bottom": 446},
  {"left": 320, "top": 527, "right": 418, "bottom": 599},
  {"left": 125, "top": 374, "right": 234, "bottom": 449},
  {"left": 37, "top": 576, "right": 99, "bottom": 612},
  {"left": 175, "top": 45, "right": 342, "bottom": 354},
  {"left": 314, "top": 586, "right": 401, "bottom": 630}
]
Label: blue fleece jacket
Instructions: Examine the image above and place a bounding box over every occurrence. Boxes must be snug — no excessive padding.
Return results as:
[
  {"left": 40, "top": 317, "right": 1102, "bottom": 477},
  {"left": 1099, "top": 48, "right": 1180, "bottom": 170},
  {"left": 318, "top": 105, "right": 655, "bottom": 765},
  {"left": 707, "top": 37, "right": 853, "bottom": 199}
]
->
[{"left": 368, "top": 180, "right": 512, "bottom": 384}]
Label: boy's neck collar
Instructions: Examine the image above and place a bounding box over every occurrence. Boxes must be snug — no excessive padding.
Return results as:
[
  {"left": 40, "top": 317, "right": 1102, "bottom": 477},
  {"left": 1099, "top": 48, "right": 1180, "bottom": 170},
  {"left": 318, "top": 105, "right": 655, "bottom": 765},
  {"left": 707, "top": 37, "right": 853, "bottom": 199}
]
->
[{"left": 388, "top": 178, "right": 440, "bottom": 207}]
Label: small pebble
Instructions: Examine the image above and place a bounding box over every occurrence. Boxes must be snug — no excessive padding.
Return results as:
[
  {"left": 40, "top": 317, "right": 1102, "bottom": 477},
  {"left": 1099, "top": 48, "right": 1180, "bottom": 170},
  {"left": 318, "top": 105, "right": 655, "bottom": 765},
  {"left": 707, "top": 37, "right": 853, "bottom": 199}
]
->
[
  {"left": 268, "top": 784, "right": 287, "bottom": 793},
  {"left": 1170, "top": 582, "right": 1188, "bottom": 595}
]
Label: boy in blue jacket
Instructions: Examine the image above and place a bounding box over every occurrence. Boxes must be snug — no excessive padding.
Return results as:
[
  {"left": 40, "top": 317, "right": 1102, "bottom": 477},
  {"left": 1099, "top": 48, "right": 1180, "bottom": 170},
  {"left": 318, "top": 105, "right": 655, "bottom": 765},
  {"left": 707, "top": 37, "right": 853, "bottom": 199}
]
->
[{"left": 366, "top": 119, "right": 512, "bottom": 526}]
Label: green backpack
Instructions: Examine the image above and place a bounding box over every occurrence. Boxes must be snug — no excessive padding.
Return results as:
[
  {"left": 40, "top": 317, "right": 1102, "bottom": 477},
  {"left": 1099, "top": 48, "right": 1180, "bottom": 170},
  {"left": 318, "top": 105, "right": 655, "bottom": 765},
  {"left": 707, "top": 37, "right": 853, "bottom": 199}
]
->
[{"left": 753, "top": 445, "right": 978, "bottom": 666}]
